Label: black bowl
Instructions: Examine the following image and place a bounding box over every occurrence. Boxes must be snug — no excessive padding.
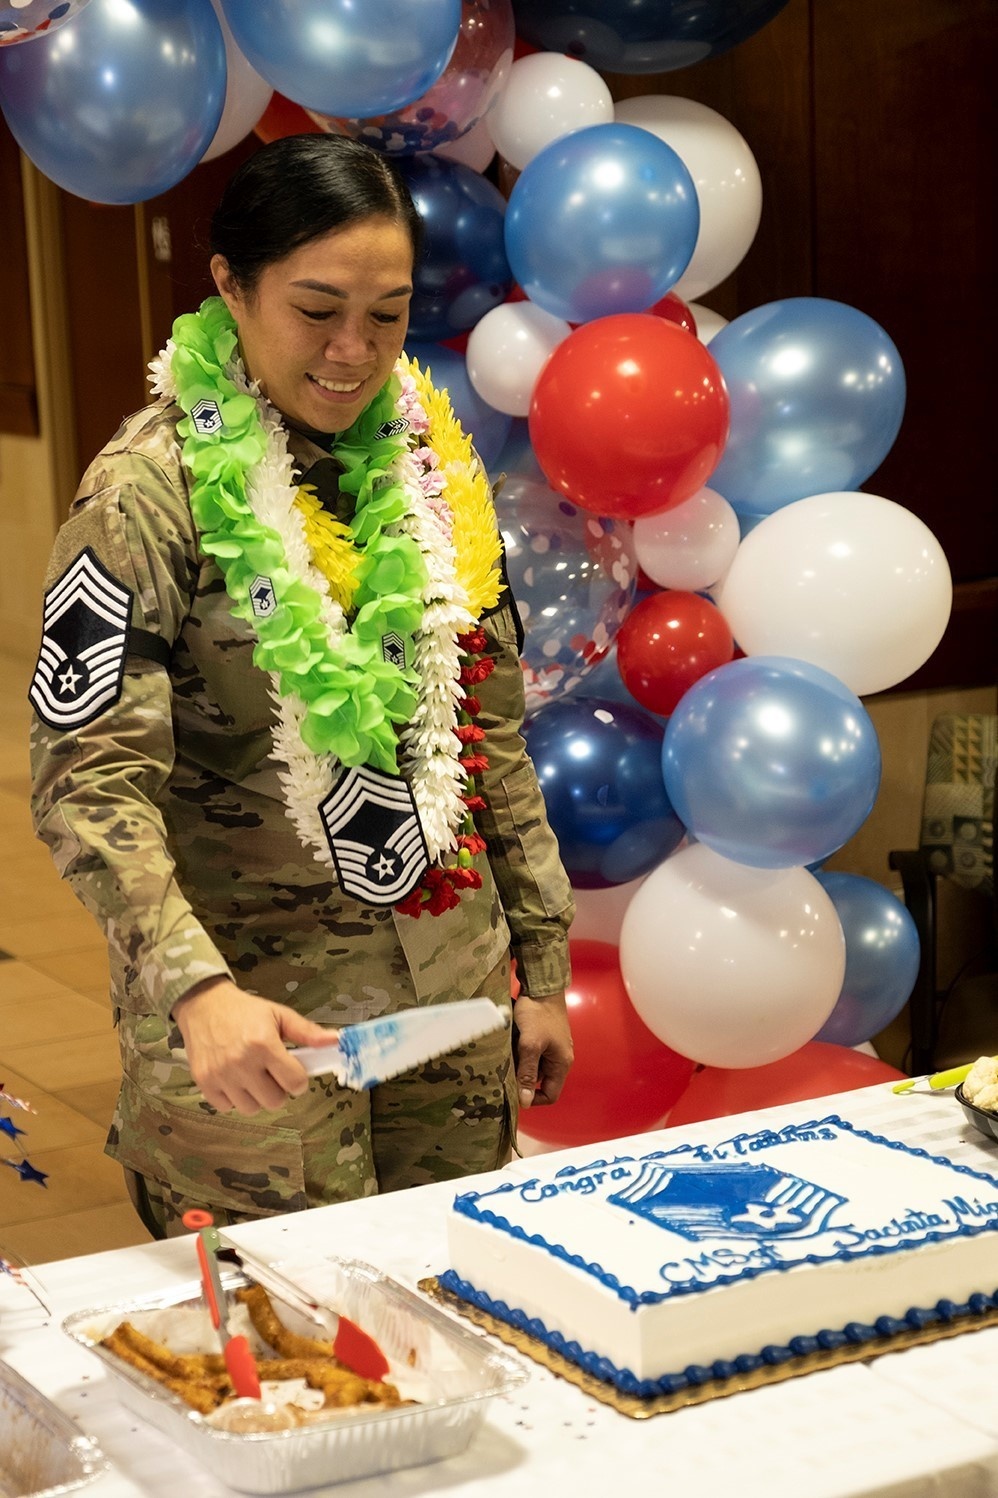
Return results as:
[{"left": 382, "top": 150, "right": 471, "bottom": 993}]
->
[{"left": 956, "top": 1084, "right": 998, "bottom": 1142}]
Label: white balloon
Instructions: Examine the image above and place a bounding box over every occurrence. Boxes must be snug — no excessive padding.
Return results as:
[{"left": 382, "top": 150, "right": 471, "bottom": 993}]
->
[
  {"left": 489, "top": 52, "right": 613, "bottom": 171},
  {"left": 434, "top": 114, "right": 496, "bottom": 173},
  {"left": 633, "top": 485, "right": 740, "bottom": 591},
  {"left": 614, "top": 95, "right": 762, "bottom": 302},
  {"left": 716, "top": 492, "right": 953, "bottom": 696},
  {"left": 202, "top": 0, "right": 272, "bottom": 163},
  {"left": 466, "top": 301, "right": 571, "bottom": 416},
  {"left": 619, "top": 844, "right": 845, "bottom": 1069},
  {"left": 570, "top": 876, "right": 648, "bottom": 947},
  {"left": 688, "top": 301, "right": 729, "bottom": 344}
]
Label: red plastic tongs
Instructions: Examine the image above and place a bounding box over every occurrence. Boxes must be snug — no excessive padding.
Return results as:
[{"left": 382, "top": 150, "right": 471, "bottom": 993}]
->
[
  {"left": 214, "top": 1239, "right": 390, "bottom": 1384},
  {"left": 182, "top": 1209, "right": 262, "bottom": 1400}
]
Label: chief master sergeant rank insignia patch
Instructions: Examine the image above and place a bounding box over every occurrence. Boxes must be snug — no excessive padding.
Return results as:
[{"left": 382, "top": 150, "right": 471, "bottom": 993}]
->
[{"left": 29, "top": 548, "right": 132, "bottom": 730}]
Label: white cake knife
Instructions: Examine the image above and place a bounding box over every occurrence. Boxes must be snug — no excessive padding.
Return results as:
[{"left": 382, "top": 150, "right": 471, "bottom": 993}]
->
[{"left": 291, "top": 997, "right": 508, "bottom": 1090}]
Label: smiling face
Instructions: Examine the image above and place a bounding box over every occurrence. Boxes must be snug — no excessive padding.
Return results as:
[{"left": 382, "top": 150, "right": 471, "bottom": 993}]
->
[{"left": 211, "top": 215, "right": 414, "bottom": 436}]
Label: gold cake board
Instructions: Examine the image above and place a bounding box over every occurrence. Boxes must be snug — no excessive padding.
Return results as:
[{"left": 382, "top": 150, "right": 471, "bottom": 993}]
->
[{"left": 419, "top": 1276, "right": 998, "bottom": 1419}]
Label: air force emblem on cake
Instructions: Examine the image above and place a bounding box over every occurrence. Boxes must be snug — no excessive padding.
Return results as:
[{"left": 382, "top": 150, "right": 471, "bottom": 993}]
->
[
  {"left": 609, "top": 1161, "right": 844, "bottom": 1242},
  {"left": 29, "top": 548, "right": 133, "bottom": 731},
  {"left": 318, "top": 764, "right": 429, "bottom": 905},
  {"left": 249, "top": 575, "right": 277, "bottom": 618},
  {"left": 190, "top": 398, "right": 223, "bottom": 435}
]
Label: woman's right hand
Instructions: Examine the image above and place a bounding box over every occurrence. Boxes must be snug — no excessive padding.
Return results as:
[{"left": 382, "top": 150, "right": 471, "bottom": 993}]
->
[{"left": 172, "top": 978, "right": 339, "bottom": 1116}]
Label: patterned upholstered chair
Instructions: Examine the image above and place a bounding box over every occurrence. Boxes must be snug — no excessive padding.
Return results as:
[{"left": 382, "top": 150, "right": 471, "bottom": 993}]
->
[{"left": 889, "top": 713, "right": 997, "bottom": 1074}]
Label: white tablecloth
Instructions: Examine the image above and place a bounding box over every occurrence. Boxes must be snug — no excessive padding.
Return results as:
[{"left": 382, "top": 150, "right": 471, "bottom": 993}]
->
[{"left": 3, "top": 1083, "right": 998, "bottom": 1498}]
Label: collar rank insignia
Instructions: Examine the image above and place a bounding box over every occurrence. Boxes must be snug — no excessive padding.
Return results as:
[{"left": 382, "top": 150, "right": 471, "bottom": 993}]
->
[
  {"left": 249, "top": 575, "right": 277, "bottom": 618},
  {"left": 29, "top": 547, "right": 133, "bottom": 731},
  {"left": 319, "top": 764, "right": 429, "bottom": 905},
  {"left": 373, "top": 415, "right": 409, "bottom": 440},
  {"left": 381, "top": 631, "right": 406, "bottom": 669},
  {"left": 190, "top": 398, "right": 223, "bottom": 436}
]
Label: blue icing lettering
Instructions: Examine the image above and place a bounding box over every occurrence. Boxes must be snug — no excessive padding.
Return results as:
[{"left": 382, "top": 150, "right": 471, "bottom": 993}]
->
[
  {"left": 660, "top": 1242, "right": 781, "bottom": 1286},
  {"left": 946, "top": 1196, "right": 998, "bottom": 1221}
]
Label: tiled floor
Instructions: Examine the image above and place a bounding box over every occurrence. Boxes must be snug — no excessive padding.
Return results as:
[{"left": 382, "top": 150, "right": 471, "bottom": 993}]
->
[{"left": 0, "top": 651, "right": 152, "bottom": 1265}]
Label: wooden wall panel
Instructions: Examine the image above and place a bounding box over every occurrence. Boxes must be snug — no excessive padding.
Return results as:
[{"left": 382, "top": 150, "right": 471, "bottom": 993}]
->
[
  {"left": 811, "top": 0, "right": 996, "bottom": 581},
  {"left": 59, "top": 196, "right": 144, "bottom": 479},
  {"left": 0, "top": 116, "right": 38, "bottom": 436}
]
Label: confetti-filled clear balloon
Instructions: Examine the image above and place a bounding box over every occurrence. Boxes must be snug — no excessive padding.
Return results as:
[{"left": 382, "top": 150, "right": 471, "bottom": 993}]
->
[
  {"left": 0, "top": 0, "right": 90, "bottom": 46},
  {"left": 307, "top": 0, "right": 514, "bottom": 155},
  {"left": 498, "top": 455, "right": 637, "bottom": 712}
]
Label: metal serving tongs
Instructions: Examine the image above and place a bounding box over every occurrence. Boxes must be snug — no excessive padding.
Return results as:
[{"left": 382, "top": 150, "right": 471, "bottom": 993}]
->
[
  {"left": 182, "top": 1209, "right": 262, "bottom": 1400},
  {"left": 213, "top": 1235, "right": 391, "bottom": 1384},
  {"left": 893, "top": 1062, "right": 976, "bottom": 1096}
]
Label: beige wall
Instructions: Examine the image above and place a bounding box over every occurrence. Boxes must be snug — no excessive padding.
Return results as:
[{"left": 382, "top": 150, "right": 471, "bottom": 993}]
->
[
  {"left": 826, "top": 685, "right": 998, "bottom": 886},
  {"left": 0, "top": 429, "right": 60, "bottom": 657},
  {"left": 1, "top": 161, "right": 77, "bottom": 658}
]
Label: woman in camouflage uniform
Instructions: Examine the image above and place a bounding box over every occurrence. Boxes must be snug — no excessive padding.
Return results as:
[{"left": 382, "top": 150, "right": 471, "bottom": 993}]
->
[{"left": 29, "top": 137, "right": 574, "bottom": 1238}]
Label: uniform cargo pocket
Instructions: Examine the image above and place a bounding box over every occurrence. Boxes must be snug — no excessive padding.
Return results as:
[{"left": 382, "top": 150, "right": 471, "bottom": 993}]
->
[{"left": 108, "top": 1073, "right": 307, "bottom": 1218}]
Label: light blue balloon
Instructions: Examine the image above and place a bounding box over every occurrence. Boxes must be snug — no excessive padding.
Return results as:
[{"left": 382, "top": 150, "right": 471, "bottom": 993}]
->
[
  {"left": 708, "top": 298, "right": 906, "bottom": 514},
  {"left": 0, "top": 0, "right": 225, "bottom": 204},
  {"left": 221, "top": 0, "right": 460, "bottom": 119},
  {"left": 813, "top": 872, "right": 921, "bottom": 1046},
  {"left": 504, "top": 122, "right": 700, "bottom": 323},
  {"left": 662, "top": 655, "right": 882, "bottom": 869},
  {"left": 403, "top": 341, "right": 511, "bottom": 473}
]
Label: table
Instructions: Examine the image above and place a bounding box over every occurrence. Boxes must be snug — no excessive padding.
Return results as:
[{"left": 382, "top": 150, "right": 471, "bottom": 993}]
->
[{"left": 3, "top": 1083, "right": 998, "bottom": 1498}]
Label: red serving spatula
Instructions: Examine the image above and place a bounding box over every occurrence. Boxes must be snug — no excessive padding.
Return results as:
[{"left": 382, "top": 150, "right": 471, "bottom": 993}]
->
[{"left": 182, "top": 1209, "right": 262, "bottom": 1400}]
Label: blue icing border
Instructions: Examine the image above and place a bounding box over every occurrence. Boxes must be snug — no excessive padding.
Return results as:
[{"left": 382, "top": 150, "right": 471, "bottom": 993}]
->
[
  {"left": 452, "top": 1114, "right": 998, "bottom": 1309},
  {"left": 437, "top": 1270, "right": 998, "bottom": 1398}
]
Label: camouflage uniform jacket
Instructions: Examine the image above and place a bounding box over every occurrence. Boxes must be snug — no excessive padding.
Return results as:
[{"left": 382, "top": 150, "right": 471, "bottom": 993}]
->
[{"left": 29, "top": 399, "right": 574, "bottom": 1038}]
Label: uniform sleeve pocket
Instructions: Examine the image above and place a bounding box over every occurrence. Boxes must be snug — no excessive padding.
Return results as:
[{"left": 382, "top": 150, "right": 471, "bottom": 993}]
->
[
  {"left": 110, "top": 1074, "right": 307, "bottom": 1218},
  {"left": 494, "top": 761, "right": 573, "bottom": 918}
]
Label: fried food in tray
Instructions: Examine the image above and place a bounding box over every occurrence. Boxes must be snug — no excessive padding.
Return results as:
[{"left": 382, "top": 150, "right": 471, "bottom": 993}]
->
[{"left": 99, "top": 1283, "right": 404, "bottom": 1420}]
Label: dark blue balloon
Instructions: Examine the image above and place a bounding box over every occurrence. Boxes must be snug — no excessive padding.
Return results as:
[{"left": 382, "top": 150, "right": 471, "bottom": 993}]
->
[
  {"left": 399, "top": 155, "right": 512, "bottom": 341},
  {"left": 662, "top": 656, "right": 882, "bottom": 869},
  {"left": 512, "top": 0, "right": 790, "bottom": 74},
  {"left": 505, "top": 123, "right": 699, "bottom": 323},
  {"left": 813, "top": 872, "right": 921, "bottom": 1047},
  {"left": 524, "top": 696, "right": 684, "bottom": 888},
  {"left": 0, "top": 0, "right": 226, "bottom": 204},
  {"left": 404, "top": 341, "right": 511, "bottom": 472}
]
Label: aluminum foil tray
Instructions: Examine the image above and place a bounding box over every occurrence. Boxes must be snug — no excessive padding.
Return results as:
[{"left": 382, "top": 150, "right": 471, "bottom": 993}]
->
[
  {"left": 0, "top": 1358, "right": 105, "bottom": 1498},
  {"left": 62, "top": 1256, "right": 526, "bottom": 1494}
]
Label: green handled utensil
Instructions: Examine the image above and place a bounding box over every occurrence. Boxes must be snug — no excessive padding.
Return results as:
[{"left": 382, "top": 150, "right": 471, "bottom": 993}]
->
[{"left": 893, "top": 1062, "right": 976, "bottom": 1095}]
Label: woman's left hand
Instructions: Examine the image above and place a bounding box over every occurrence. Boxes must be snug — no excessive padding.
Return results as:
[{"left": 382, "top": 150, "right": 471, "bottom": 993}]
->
[{"left": 512, "top": 992, "right": 574, "bottom": 1108}]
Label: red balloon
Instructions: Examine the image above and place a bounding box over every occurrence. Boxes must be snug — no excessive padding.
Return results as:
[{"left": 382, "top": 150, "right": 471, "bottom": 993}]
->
[
  {"left": 529, "top": 314, "right": 729, "bottom": 520},
  {"left": 254, "top": 92, "right": 322, "bottom": 144},
  {"left": 647, "top": 291, "right": 698, "bottom": 337},
  {"left": 521, "top": 939, "right": 696, "bottom": 1147},
  {"left": 616, "top": 590, "right": 734, "bottom": 716},
  {"left": 666, "top": 1042, "right": 907, "bottom": 1127}
]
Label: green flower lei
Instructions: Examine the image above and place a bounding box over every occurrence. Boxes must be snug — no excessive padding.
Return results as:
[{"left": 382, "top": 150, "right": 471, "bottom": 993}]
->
[{"left": 171, "top": 297, "right": 429, "bottom": 775}]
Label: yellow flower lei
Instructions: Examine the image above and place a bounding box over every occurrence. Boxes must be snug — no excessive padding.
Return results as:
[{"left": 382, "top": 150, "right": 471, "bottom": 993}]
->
[{"left": 293, "top": 356, "right": 502, "bottom": 619}]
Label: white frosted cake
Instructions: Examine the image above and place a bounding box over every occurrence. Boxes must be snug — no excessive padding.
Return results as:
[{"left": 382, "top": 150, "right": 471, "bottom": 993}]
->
[{"left": 442, "top": 1116, "right": 998, "bottom": 1395}]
